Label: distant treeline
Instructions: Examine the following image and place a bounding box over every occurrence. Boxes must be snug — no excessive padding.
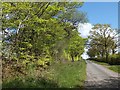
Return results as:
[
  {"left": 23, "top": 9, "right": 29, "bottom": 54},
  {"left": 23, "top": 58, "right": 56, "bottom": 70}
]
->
[{"left": 88, "top": 53, "right": 120, "bottom": 65}]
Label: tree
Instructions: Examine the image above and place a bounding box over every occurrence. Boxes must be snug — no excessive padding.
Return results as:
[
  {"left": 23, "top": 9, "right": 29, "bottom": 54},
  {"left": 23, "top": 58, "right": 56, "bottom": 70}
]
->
[
  {"left": 66, "top": 30, "right": 86, "bottom": 62},
  {"left": 87, "top": 47, "right": 97, "bottom": 58},
  {"left": 2, "top": 2, "right": 87, "bottom": 68},
  {"left": 88, "top": 24, "right": 118, "bottom": 62}
]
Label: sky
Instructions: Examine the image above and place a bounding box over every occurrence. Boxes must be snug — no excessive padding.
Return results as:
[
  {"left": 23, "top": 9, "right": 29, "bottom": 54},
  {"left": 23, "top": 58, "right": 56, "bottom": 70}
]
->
[
  {"left": 78, "top": 2, "right": 118, "bottom": 29},
  {"left": 77, "top": 2, "right": 118, "bottom": 59}
]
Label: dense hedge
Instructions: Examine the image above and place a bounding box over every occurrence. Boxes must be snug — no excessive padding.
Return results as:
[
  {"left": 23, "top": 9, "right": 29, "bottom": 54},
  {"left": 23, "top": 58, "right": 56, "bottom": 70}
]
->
[
  {"left": 88, "top": 53, "right": 120, "bottom": 65},
  {"left": 108, "top": 54, "right": 120, "bottom": 65}
]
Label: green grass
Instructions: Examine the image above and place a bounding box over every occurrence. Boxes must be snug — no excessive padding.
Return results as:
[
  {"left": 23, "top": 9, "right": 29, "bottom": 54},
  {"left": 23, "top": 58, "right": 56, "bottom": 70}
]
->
[
  {"left": 3, "top": 60, "right": 87, "bottom": 88},
  {"left": 47, "top": 60, "right": 87, "bottom": 88},
  {"left": 91, "top": 60, "right": 120, "bottom": 73},
  {"left": 108, "top": 65, "right": 120, "bottom": 73},
  {"left": 91, "top": 60, "right": 109, "bottom": 66}
]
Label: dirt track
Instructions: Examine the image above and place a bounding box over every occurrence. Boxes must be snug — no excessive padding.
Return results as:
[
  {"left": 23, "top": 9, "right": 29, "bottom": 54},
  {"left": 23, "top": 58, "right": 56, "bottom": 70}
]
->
[{"left": 84, "top": 60, "right": 119, "bottom": 89}]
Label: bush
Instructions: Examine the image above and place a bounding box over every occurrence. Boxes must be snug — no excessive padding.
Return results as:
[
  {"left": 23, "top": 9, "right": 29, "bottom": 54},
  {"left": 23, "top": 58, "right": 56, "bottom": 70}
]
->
[
  {"left": 108, "top": 54, "right": 120, "bottom": 65},
  {"left": 88, "top": 53, "right": 120, "bottom": 65}
]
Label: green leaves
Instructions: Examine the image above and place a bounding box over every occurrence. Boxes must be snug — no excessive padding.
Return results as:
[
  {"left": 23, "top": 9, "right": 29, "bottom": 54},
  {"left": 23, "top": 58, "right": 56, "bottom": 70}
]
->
[
  {"left": 66, "top": 30, "right": 85, "bottom": 61},
  {"left": 2, "top": 2, "right": 87, "bottom": 70},
  {"left": 88, "top": 24, "right": 117, "bottom": 62}
]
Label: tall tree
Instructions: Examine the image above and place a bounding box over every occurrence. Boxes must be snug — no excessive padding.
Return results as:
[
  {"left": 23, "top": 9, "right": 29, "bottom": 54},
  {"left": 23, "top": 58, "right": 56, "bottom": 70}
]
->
[
  {"left": 66, "top": 30, "right": 86, "bottom": 61},
  {"left": 88, "top": 24, "right": 118, "bottom": 62},
  {"left": 2, "top": 2, "right": 87, "bottom": 69}
]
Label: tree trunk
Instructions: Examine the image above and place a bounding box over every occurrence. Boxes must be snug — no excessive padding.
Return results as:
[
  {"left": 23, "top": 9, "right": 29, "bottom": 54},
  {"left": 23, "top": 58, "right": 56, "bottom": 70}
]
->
[
  {"left": 112, "top": 49, "right": 115, "bottom": 54},
  {"left": 101, "top": 50, "right": 104, "bottom": 58},
  {"left": 71, "top": 55, "right": 74, "bottom": 62},
  {"left": 105, "top": 50, "right": 109, "bottom": 63}
]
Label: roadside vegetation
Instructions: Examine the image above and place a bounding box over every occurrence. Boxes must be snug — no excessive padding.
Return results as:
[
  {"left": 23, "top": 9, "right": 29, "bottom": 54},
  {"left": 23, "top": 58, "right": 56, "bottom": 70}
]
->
[
  {"left": 47, "top": 60, "right": 86, "bottom": 88},
  {"left": 87, "top": 24, "right": 120, "bottom": 73},
  {"left": 2, "top": 2, "right": 120, "bottom": 88},
  {"left": 2, "top": 2, "right": 87, "bottom": 88},
  {"left": 3, "top": 60, "right": 86, "bottom": 88},
  {"left": 91, "top": 60, "right": 120, "bottom": 73},
  {"left": 109, "top": 65, "right": 120, "bottom": 73}
]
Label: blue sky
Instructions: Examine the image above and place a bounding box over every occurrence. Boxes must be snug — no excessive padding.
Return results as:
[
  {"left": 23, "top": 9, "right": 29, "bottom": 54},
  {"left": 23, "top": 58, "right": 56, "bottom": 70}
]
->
[
  {"left": 77, "top": 2, "right": 118, "bottom": 29},
  {"left": 77, "top": 2, "right": 118, "bottom": 59}
]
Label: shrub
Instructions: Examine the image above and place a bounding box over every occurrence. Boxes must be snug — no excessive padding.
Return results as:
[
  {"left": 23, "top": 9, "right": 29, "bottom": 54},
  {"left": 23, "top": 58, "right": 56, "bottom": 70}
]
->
[
  {"left": 108, "top": 54, "right": 120, "bottom": 65},
  {"left": 88, "top": 53, "right": 120, "bottom": 65}
]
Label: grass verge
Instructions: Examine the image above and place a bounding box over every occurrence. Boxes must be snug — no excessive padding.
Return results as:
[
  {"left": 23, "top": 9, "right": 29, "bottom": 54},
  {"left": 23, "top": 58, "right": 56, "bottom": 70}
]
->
[
  {"left": 3, "top": 60, "right": 87, "bottom": 88},
  {"left": 91, "top": 60, "right": 120, "bottom": 73},
  {"left": 46, "top": 60, "right": 87, "bottom": 88}
]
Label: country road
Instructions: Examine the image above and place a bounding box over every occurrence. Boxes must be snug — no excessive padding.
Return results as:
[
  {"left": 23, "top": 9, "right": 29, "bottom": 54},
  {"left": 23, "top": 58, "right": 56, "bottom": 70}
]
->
[{"left": 84, "top": 60, "right": 119, "bottom": 89}]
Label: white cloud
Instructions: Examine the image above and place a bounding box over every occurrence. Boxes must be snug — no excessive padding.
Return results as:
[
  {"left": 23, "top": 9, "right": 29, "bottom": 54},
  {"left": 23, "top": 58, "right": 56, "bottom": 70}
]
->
[
  {"left": 81, "top": 47, "right": 89, "bottom": 59},
  {"left": 81, "top": 53, "right": 89, "bottom": 59},
  {"left": 77, "top": 23, "right": 93, "bottom": 59},
  {"left": 78, "top": 23, "right": 93, "bottom": 38}
]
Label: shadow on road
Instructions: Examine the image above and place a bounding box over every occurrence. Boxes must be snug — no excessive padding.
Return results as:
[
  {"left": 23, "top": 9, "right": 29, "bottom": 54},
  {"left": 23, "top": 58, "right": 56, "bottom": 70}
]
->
[{"left": 84, "top": 77, "right": 120, "bottom": 90}]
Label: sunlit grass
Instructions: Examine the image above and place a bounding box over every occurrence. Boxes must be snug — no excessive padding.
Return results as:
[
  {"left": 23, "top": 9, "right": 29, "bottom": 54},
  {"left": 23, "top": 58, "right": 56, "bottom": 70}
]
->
[
  {"left": 92, "top": 60, "right": 109, "bottom": 66},
  {"left": 47, "top": 60, "right": 86, "bottom": 88},
  {"left": 91, "top": 60, "right": 120, "bottom": 73},
  {"left": 108, "top": 65, "right": 120, "bottom": 73},
  {"left": 3, "top": 60, "right": 87, "bottom": 88}
]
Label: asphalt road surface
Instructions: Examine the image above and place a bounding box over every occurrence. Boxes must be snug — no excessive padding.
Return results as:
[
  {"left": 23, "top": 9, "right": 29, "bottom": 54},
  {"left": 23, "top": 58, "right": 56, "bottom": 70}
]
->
[{"left": 84, "top": 60, "right": 119, "bottom": 90}]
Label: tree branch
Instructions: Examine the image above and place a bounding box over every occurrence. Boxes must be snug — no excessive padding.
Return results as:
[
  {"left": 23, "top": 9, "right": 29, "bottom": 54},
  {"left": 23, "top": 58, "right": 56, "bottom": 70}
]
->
[
  {"left": 17, "top": 11, "right": 30, "bottom": 34},
  {"left": 38, "top": 2, "right": 51, "bottom": 18}
]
